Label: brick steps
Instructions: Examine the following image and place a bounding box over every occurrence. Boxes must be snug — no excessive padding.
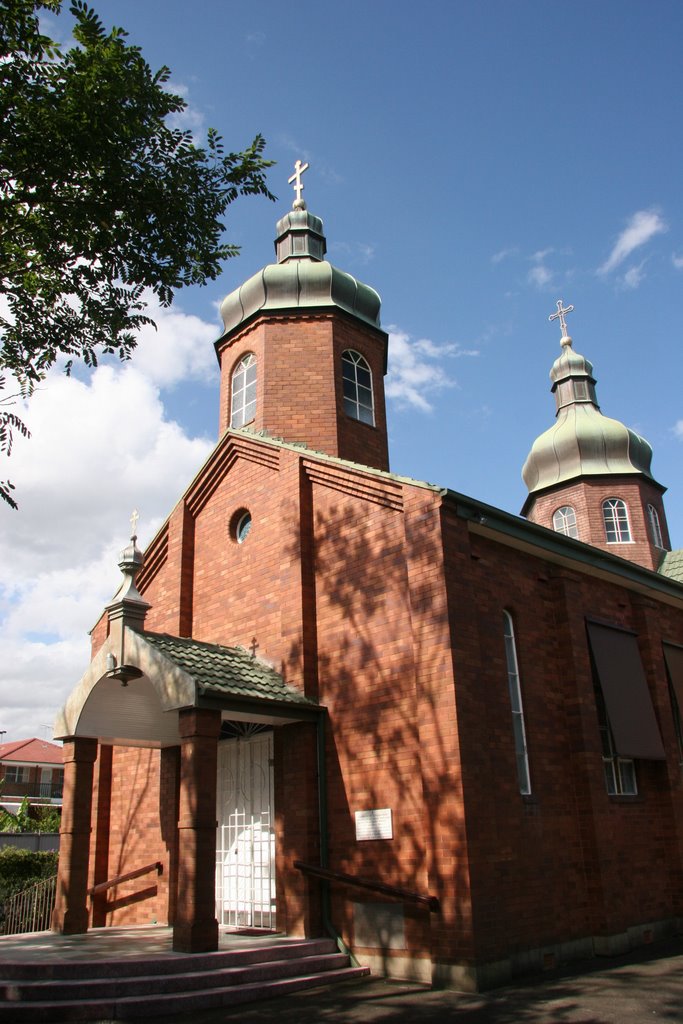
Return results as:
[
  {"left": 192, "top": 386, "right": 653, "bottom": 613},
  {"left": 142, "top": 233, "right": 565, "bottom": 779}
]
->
[{"left": 0, "top": 938, "right": 370, "bottom": 1021}]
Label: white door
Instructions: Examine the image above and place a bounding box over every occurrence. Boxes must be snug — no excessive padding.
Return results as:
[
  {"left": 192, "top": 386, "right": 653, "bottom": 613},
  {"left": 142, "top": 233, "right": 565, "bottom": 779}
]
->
[{"left": 216, "top": 729, "right": 275, "bottom": 929}]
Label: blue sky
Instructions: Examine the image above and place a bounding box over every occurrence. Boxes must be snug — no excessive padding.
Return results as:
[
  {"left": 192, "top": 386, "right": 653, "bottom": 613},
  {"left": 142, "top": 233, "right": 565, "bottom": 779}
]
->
[{"left": 1, "top": 1, "right": 682, "bottom": 739}]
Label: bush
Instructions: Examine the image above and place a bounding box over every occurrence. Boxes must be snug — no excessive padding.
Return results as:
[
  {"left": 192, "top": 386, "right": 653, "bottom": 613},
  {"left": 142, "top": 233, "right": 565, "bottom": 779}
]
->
[{"left": 0, "top": 847, "right": 59, "bottom": 903}]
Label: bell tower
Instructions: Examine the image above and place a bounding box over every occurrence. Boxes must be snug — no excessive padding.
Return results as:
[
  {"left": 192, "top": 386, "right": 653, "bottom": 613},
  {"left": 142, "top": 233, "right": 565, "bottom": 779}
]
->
[
  {"left": 521, "top": 301, "right": 671, "bottom": 571},
  {"left": 215, "top": 162, "right": 390, "bottom": 472}
]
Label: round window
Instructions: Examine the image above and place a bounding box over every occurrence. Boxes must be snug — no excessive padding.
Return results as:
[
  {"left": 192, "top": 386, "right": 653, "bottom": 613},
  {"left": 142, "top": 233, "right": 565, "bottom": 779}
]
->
[{"left": 231, "top": 509, "right": 252, "bottom": 544}]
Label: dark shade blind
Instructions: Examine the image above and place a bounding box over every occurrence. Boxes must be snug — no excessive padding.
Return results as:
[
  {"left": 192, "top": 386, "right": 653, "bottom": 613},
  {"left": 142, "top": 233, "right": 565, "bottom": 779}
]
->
[
  {"left": 587, "top": 622, "right": 665, "bottom": 760},
  {"left": 663, "top": 642, "right": 683, "bottom": 712}
]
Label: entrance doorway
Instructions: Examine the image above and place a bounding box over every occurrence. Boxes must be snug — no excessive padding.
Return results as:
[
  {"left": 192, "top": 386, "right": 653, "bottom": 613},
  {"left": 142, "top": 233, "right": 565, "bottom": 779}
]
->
[{"left": 215, "top": 726, "right": 275, "bottom": 929}]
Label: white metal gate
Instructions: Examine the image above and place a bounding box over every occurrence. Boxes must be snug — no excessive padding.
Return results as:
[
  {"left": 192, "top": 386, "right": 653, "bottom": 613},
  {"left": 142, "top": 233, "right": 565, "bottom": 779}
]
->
[{"left": 215, "top": 729, "right": 275, "bottom": 929}]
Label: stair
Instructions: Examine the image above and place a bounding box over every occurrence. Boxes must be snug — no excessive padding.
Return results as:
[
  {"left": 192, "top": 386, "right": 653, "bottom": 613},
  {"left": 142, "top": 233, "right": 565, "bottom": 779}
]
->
[{"left": 0, "top": 937, "right": 370, "bottom": 1021}]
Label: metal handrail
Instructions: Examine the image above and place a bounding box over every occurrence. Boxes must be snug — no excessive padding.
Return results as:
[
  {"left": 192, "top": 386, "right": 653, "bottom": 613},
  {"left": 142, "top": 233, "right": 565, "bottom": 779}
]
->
[
  {"left": 2, "top": 874, "right": 56, "bottom": 935},
  {"left": 88, "top": 861, "right": 162, "bottom": 897},
  {"left": 294, "top": 860, "right": 440, "bottom": 912}
]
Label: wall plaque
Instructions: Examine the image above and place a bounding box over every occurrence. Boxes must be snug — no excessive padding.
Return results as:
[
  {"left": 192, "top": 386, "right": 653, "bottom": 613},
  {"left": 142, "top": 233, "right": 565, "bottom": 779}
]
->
[{"left": 355, "top": 808, "right": 393, "bottom": 841}]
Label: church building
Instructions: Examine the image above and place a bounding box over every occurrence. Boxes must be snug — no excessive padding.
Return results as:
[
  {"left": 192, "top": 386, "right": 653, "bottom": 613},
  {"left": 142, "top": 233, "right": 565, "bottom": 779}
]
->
[{"left": 53, "top": 167, "right": 683, "bottom": 991}]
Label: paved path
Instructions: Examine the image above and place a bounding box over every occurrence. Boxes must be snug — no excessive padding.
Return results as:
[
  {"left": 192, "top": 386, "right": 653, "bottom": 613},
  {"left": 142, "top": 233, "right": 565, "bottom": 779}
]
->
[{"left": 150, "top": 937, "right": 683, "bottom": 1024}]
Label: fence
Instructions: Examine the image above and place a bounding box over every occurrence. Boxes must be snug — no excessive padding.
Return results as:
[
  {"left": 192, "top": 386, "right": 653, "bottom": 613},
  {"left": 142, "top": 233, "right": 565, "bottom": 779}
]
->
[
  {"left": 0, "top": 832, "right": 59, "bottom": 852},
  {"left": 0, "top": 782, "right": 63, "bottom": 800},
  {"left": 2, "top": 874, "right": 56, "bottom": 935}
]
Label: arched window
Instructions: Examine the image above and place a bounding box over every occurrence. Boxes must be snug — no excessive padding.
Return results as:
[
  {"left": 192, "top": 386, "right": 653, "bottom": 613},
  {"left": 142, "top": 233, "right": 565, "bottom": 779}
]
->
[
  {"left": 552, "top": 505, "right": 579, "bottom": 539},
  {"left": 602, "top": 498, "right": 631, "bottom": 544},
  {"left": 230, "top": 353, "right": 257, "bottom": 428},
  {"left": 503, "top": 612, "right": 531, "bottom": 795},
  {"left": 342, "top": 350, "right": 374, "bottom": 425},
  {"left": 647, "top": 503, "right": 664, "bottom": 548}
]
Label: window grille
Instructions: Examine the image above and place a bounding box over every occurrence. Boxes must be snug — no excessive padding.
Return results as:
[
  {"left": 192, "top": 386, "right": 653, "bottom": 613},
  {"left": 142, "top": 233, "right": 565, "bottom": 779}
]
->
[
  {"left": 552, "top": 505, "right": 579, "bottom": 539},
  {"left": 231, "top": 353, "right": 257, "bottom": 428},
  {"left": 602, "top": 498, "right": 632, "bottom": 544},
  {"left": 342, "top": 350, "right": 374, "bottom": 425},
  {"left": 647, "top": 504, "right": 664, "bottom": 548}
]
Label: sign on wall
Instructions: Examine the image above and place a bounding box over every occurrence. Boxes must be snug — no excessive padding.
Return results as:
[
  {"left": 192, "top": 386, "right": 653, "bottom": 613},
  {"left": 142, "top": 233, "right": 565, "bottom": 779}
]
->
[{"left": 355, "top": 808, "right": 393, "bottom": 841}]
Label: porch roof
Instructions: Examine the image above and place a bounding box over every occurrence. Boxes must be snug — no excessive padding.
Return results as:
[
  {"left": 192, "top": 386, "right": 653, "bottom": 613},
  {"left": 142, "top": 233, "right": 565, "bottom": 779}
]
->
[
  {"left": 54, "top": 628, "right": 320, "bottom": 746},
  {"left": 141, "top": 632, "right": 316, "bottom": 708}
]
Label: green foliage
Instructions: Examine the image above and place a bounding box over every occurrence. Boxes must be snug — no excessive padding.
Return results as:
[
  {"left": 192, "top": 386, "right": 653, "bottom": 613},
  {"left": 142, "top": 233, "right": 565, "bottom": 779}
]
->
[
  {"left": 0, "top": 0, "right": 274, "bottom": 505},
  {"left": 0, "top": 796, "right": 61, "bottom": 833},
  {"left": 0, "top": 847, "right": 58, "bottom": 902}
]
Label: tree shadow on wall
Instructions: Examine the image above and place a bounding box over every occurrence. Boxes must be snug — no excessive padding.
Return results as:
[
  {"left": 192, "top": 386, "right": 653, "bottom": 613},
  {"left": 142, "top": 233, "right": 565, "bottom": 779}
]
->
[{"left": 280, "top": 494, "right": 471, "bottom": 976}]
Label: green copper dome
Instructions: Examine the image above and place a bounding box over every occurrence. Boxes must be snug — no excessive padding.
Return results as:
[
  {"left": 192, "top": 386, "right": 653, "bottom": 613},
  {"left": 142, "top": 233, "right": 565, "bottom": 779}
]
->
[
  {"left": 218, "top": 201, "right": 382, "bottom": 339},
  {"left": 522, "top": 330, "right": 655, "bottom": 497}
]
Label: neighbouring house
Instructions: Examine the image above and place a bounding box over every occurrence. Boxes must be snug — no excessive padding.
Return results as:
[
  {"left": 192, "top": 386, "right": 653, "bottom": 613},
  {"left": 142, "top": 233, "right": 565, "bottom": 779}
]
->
[
  {"left": 0, "top": 739, "right": 64, "bottom": 812},
  {"left": 51, "top": 172, "right": 683, "bottom": 991}
]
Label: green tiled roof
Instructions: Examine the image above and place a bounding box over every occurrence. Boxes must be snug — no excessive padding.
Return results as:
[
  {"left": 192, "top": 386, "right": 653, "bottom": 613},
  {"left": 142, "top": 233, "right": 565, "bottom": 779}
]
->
[
  {"left": 659, "top": 549, "right": 683, "bottom": 584},
  {"left": 142, "top": 632, "right": 317, "bottom": 708}
]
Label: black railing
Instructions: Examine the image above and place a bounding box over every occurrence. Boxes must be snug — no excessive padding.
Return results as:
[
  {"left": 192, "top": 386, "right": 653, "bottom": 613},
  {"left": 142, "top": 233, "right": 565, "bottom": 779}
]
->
[
  {"left": 0, "top": 781, "right": 63, "bottom": 800},
  {"left": 294, "top": 860, "right": 440, "bottom": 912}
]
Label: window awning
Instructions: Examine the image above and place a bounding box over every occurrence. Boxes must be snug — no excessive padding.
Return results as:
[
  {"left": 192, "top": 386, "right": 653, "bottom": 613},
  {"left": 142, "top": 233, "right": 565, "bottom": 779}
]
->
[
  {"left": 663, "top": 642, "right": 683, "bottom": 712},
  {"left": 586, "top": 621, "right": 665, "bottom": 760}
]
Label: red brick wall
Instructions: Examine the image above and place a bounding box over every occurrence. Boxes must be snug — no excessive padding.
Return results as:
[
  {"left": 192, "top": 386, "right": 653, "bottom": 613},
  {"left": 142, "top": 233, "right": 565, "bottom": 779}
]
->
[
  {"left": 216, "top": 313, "right": 389, "bottom": 471},
  {"left": 89, "top": 745, "right": 177, "bottom": 927},
  {"left": 86, "top": 436, "right": 683, "bottom": 977},
  {"left": 526, "top": 477, "right": 671, "bottom": 571},
  {"left": 444, "top": 515, "right": 683, "bottom": 966}
]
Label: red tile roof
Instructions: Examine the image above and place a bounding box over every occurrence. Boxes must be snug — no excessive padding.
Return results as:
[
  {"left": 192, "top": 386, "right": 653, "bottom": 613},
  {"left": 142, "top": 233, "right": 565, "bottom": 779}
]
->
[{"left": 0, "top": 738, "right": 63, "bottom": 765}]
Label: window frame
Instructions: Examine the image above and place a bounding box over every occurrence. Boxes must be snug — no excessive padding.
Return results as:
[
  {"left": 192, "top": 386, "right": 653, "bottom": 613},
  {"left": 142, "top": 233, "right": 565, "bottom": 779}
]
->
[
  {"left": 602, "top": 497, "right": 632, "bottom": 544},
  {"left": 502, "top": 611, "right": 532, "bottom": 796},
  {"left": 230, "top": 352, "right": 257, "bottom": 429},
  {"left": 341, "top": 350, "right": 375, "bottom": 426},
  {"left": 552, "top": 505, "right": 579, "bottom": 539},
  {"left": 3, "top": 765, "right": 28, "bottom": 784},
  {"left": 594, "top": 682, "right": 637, "bottom": 795},
  {"left": 647, "top": 503, "right": 664, "bottom": 548}
]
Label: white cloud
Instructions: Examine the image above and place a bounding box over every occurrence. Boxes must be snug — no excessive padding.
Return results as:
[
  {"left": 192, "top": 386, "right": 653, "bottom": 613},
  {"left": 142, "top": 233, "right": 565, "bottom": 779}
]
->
[
  {"left": 528, "top": 264, "right": 553, "bottom": 288},
  {"left": 164, "top": 81, "right": 206, "bottom": 144},
  {"left": 674, "top": 420, "right": 683, "bottom": 439},
  {"left": 0, "top": 302, "right": 217, "bottom": 740},
  {"left": 598, "top": 209, "right": 667, "bottom": 275},
  {"left": 622, "top": 261, "right": 646, "bottom": 290},
  {"left": 672, "top": 253, "right": 683, "bottom": 270},
  {"left": 491, "top": 247, "right": 518, "bottom": 264},
  {"left": 385, "top": 328, "right": 478, "bottom": 413}
]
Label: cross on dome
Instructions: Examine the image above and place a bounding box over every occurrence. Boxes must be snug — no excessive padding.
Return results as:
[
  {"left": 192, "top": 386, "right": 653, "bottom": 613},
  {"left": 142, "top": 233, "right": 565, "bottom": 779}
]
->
[
  {"left": 549, "top": 299, "right": 574, "bottom": 344},
  {"left": 130, "top": 508, "right": 139, "bottom": 540},
  {"left": 288, "top": 159, "right": 309, "bottom": 207}
]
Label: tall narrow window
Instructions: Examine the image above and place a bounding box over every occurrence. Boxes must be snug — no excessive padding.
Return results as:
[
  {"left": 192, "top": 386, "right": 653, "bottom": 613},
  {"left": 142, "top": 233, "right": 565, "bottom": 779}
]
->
[
  {"left": 647, "top": 504, "right": 664, "bottom": 548},
  {"left": 503, "top": 611, "right": 531, "bottom": 795},
  {"left": 552, "top": 505, "right": 579, "bottom": 539},
  {"left": 342, "top": 350, "right": 374, "bottom": 425},
  {"left": 602, "top": 498, "right": 631, "bottom": 543},
  {"left": 231, "top": 353, "right": 257, "bottom": 428}
]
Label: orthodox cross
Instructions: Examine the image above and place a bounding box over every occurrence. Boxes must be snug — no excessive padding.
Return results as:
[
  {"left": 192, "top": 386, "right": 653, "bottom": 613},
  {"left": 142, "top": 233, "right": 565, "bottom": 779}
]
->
[
  {"left": 130, "top": 508, "right": 139, "bottom": 539},
  {"left": 288, "top": 159, "right": 309, "bottom": 204},
  {"left": 249, "top": 636, "right": 259, "bottom": 658},
  {"left": 549, "top": 299, "right": 574, "bottom": 336}
]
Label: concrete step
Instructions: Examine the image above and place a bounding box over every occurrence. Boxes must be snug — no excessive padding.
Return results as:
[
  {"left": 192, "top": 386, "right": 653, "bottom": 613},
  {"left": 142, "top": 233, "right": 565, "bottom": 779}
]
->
[
  {"left": 0, "top": 951, "right": 350, "bottom": 1002},
  {"left": 0, "top": 937, "right": 337, "bottom": 981},
  {"left": 0, "top": 940, "right": 371, "bottom": 1021}
]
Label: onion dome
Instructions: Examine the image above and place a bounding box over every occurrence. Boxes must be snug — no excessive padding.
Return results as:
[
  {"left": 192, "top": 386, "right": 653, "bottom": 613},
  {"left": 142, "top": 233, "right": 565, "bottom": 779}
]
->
[
  {"left": 522, "top": 307, "right": 655, "bottom": 498},
  {"left": 218, "top": 196, "right": 381, "bottom": 340}
]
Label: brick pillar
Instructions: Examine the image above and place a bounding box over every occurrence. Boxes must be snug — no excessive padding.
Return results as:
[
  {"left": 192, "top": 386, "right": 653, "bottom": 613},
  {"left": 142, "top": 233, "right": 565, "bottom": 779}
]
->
[
  {"left": 91, "top": 744, "right": 113, "bottom": 927},
  {"left": 52, "top": 737, "right": 98, "bottom": 935},
  {"left": 173, "top": 708, "right": 221, "bottom": 952}
]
